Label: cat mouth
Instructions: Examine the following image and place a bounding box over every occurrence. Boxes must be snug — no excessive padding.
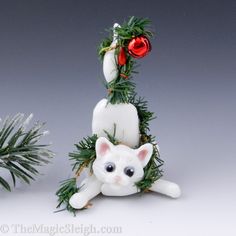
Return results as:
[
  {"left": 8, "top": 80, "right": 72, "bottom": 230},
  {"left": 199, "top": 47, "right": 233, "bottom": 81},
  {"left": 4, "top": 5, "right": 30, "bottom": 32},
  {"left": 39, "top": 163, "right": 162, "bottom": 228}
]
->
[
  {"left": 114, "top": 176, "right": 123, "bottom": 184},
  {"left": 113, "top": 180, "right": 129, "bottom": 186},
  {"left": 112, "top": 182, "right": 127, "bottom": 187}
]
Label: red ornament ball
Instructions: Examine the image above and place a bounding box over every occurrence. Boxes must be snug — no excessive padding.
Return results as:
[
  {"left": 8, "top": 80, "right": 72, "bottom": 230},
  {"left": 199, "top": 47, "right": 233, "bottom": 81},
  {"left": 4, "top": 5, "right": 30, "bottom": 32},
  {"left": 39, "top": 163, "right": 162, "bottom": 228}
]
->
[{"left": 128, "top": 36, "right": 151, "bottom": 58}]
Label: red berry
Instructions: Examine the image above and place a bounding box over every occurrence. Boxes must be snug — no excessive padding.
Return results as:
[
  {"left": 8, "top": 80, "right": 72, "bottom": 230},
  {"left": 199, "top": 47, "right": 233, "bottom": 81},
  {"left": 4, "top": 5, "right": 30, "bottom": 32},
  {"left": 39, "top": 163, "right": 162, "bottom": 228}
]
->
[{"left": 118, "top": 47, "right": 127, "bottom": 66}]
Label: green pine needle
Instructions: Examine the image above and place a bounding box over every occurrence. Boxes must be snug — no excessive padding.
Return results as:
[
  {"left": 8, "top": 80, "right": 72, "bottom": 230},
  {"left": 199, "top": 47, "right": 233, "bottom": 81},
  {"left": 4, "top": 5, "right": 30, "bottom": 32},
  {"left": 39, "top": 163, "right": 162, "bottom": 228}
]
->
[
  {"left": 98, "top": 16, "right": 154, "bottom": 104},
  {"left": 69, "top": 134, "right": 98, "bottom": 175},
  {"left": 106, "top": 75, "right": 136, "bottom": 104},
  {"left": 115, "top": 16, "right": 153, "bottom": 41},
  {"left": 98, "top": 37, "right": 113, "bottom": 61},
  {"left": 129, "top": 94, "right": 163, "bottom": 191},
  {"left": 0, "top": 113, "right": 54, "bottom": 191},
  {"left": 56, "top": 134, "right": 99, "bottom": 215},
  {"left": 55, "top": 178, "right": 79, "bottom": 215},
  {"left": 129, "top": 94, "right": 156, "bottom": 135},
  {"left": 136, "top": 136, "right": 163, "bottom": 191}
]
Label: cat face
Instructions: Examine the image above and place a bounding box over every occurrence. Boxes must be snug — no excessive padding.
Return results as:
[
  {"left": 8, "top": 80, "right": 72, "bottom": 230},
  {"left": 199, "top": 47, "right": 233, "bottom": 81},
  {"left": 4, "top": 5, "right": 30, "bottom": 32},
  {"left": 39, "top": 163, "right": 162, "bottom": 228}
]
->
[{"left": 92, "top": 137, "right": 153, "bottom": 186}]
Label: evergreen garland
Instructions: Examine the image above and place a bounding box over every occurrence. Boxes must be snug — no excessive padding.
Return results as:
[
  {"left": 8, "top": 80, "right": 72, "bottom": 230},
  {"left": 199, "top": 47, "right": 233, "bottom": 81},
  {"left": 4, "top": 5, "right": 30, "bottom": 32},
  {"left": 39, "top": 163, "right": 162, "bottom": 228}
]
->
[
  {"left": 0, "top": 113, "right": 53, "bottom": 191},
  {"left": 55, "top": 177, "right": 78, "bottom": 215},
  {"left": 56, "top": 96, "right": 163, "bottom": 214},
  {"left": 129, "top": 94, "right": 163, "bottom": 191},
  {"left": 98, "top": 16, "right": 153, "bottom": 104},
  {"left": 56, "top": 16, "right": 163, "bottom": 214}
]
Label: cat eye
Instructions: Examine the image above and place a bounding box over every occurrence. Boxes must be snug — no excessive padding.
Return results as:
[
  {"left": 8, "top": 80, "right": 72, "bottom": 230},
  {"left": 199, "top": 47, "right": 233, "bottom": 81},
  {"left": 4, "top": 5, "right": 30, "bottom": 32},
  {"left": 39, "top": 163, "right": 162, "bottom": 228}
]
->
[
  {"left": 124, "top": 167, "right": 135, "bottom": 177},
  {"left": 105, "top": 162, "right": 116, "bottom": 172}
]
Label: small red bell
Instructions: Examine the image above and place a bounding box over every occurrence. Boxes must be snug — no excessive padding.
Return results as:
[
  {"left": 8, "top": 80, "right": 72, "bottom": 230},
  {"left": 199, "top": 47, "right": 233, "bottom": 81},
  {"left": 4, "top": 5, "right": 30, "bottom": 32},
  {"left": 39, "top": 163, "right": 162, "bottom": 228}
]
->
[{"left": 128, "top": 36, "right": 151, "bottom": 58}]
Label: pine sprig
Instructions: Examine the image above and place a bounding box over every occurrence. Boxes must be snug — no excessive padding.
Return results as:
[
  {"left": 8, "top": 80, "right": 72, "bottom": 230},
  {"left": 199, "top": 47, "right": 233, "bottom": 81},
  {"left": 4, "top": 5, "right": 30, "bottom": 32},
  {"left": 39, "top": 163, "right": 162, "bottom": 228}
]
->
[
  {"left": 56, "top": 135, "right": 98, "bottom": 214},
  {"left": 136, "top": 135, "right": 163, "bottom": 191},
  {"left": 55, "top": 135, "right": 96, "bottom": 214},
  {"left": 106, "top": 75, "right": 136, "bottom": 104},
  {"left": 69, "top": 134, "right": 98, "bottom": 176},
  {"left": 98, "top": 37, "right": 112, "bottom": 61},
  {"left": 129, "top": 94, "right": 156, "bottom": 136},
  {"left": 98, "top": 16, "right": 153, "bottom": 104},
  {"left": 103, "top": 124, "right": 119, "bottom": 145},
  {"left": 129, "top": 95, "right": 163, "bottom": 191},
  {"left": 55, "top": 178, "right": 78, "bottom": 215},
  {"left": 0, "top": 113, "right": 53, "bottom": 191},
  {"left": 115, "top": 16, "right": 153, "bottom": 43}
]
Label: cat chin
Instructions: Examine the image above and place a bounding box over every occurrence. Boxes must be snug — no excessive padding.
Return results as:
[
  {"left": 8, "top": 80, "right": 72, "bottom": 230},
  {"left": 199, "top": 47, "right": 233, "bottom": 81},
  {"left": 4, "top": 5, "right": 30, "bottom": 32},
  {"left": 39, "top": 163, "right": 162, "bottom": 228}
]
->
[{"left": 103, "top": 182, "right": 131, "bottom": 187}]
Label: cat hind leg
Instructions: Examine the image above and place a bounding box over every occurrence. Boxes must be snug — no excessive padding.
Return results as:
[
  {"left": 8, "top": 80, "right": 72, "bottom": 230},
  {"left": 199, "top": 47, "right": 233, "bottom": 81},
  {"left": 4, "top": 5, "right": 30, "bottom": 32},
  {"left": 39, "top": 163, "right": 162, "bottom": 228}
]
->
[{"left": 150, "top": 179, "right": 181, "bottom": 198}]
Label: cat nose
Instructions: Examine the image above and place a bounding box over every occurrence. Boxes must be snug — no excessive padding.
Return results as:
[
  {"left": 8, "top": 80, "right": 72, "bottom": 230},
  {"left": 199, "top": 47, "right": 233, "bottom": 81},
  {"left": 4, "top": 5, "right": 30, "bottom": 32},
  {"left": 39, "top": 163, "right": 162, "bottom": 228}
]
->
[{"left": 114, "top": 175, "right": 122, "bottom": 183}]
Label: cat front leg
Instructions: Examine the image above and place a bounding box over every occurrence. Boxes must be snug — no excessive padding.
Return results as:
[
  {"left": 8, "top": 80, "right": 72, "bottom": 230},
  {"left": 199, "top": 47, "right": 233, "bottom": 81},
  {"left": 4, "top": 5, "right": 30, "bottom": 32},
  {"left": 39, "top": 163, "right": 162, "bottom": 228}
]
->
[
  {"left": 150, "top": 179, "right": 181, "bottom": 198},
  {"left": 69, "top": 175, "right": 102, "bottom": 209},
  {"left": 101, "top": 183, "right": 139, "bottom": 196}
]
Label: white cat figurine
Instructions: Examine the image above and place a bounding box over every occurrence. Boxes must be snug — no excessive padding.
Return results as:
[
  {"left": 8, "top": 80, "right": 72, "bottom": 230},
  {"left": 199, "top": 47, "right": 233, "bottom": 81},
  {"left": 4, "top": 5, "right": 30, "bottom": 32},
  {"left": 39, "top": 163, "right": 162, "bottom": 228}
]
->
[
  {"left": 69, "top": 137, "right": 181, "bottom": 209},
  {"left": 69, "top": 22, "right": 181, "bottom": 209}
]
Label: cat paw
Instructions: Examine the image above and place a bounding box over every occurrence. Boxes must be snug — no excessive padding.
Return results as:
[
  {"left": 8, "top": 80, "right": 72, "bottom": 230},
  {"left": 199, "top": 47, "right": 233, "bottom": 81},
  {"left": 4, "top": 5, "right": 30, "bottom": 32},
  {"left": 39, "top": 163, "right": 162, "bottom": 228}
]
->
[
  {"left": 150, "top": 179, "right": 181, "bottom": 198},
  {"left": 69, "top": 193, "right": 88, "bottom": 209},
  {"left": 168, "top": 183, "right": 181, "bottom": 198}
]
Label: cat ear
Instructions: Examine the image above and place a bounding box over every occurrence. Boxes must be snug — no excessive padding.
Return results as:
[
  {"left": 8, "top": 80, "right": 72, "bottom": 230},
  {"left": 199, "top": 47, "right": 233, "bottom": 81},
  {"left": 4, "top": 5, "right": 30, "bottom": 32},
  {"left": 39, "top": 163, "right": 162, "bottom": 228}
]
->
[
  {"left": 135, "top": 143, "right": 153, "bottom": 167},
  {"left": 96, "top": 137, "right": 113, "bottom": 158}
]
